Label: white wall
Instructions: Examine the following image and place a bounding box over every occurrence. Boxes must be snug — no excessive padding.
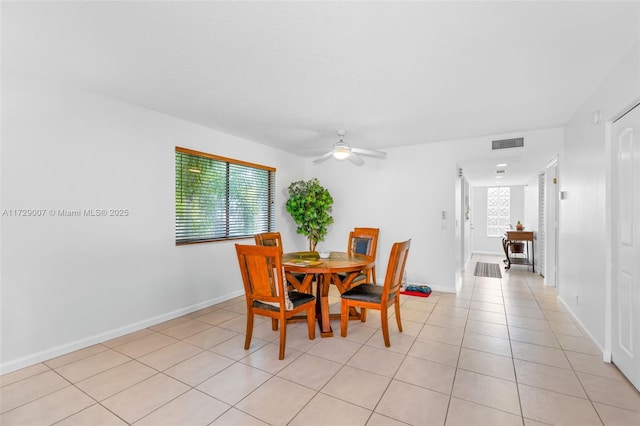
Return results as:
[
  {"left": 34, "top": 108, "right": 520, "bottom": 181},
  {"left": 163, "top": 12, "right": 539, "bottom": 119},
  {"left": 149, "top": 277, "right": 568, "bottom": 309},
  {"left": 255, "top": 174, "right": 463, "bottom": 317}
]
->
[
  {"left": 0, "top": 69, "right": 307, "bottom": 372},
  {"left": 559, "top": 42, "right": 640, "bottom": 353},
  {"left": 1, "top": 69, "right": 460, "bottom": 373},
  {"left": 304, "top": 142, "right": 459, "bottom": 293},
  {"left": 524, "top": 178, "right": 538, "bottom": 236},
  {"left": 470, "top": 185, "right": 525, "bottom": 255},
  {"left": 462, "top": 178, "right": 472, "bottom": 269}
]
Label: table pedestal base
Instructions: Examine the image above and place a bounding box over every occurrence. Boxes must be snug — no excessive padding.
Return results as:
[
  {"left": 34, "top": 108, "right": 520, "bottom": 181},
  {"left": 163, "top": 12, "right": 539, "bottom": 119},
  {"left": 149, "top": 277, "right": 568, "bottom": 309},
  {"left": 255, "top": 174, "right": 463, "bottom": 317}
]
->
[
  {"left": 287, "top": 272, "right": 363, "bottom": 337},
  {"left": 316, "top": 273, "right": 362, "bottom": 337},
  {"left": 282, "top": 252, "right": 374, "bottom": 338}
]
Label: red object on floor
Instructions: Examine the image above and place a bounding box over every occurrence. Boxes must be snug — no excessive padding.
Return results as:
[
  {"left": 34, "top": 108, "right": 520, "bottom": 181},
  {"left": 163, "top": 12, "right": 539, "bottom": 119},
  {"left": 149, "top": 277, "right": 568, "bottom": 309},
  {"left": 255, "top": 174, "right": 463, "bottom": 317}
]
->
[{"left": 400, "top": 290, "right": 431, "bottom": 298}]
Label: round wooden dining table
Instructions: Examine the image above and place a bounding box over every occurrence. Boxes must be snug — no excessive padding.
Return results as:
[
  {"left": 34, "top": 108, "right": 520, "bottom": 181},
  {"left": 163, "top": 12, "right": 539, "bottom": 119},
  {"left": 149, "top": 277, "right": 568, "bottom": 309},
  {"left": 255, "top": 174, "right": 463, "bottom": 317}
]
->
[{"left": 282, "top": 251, "right": 375, "bottom": 337}]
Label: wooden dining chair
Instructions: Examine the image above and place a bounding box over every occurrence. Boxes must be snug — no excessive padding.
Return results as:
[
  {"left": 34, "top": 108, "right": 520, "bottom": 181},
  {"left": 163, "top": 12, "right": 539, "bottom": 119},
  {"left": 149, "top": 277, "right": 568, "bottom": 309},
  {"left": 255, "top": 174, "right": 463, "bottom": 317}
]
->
[
  {"left": 254, "top": 231, "right": 284, "bottom": 250},
  {"left": 235, "top": 244, "right": 316, "bottom": 360},
  {"left": 340, "top": 239, "right": 411, "bottom": 347},
  {"left": 345, "top": 227, "right": 380, "bottom": 284},
  {"left": 254, "top": 231, "right": 308, "bottom": 292}
]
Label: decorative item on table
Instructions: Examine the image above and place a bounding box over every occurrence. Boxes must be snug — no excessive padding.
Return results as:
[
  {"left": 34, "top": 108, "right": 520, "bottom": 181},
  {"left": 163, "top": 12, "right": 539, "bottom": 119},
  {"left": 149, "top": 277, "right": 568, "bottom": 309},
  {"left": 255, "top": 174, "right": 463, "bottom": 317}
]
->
[
  {"left": 516, "top": 221, "right": 524, "bottom": 231},
  {"left": 318, "top": 250, "right": 331, "bottom": 259},
  {"left": 284, "top": 258, "right": 322, "bottom": 267}
]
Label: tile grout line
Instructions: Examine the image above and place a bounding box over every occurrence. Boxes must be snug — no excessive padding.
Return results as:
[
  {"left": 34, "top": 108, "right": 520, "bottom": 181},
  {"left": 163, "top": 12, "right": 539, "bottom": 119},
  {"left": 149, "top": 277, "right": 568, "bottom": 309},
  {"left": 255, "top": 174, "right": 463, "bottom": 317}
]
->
[
  {"left": 441, "top": 271, "right": 473, "bottom": 426},
  {"left": 502, "top": 266, "right": 528, "bottom": 424}
]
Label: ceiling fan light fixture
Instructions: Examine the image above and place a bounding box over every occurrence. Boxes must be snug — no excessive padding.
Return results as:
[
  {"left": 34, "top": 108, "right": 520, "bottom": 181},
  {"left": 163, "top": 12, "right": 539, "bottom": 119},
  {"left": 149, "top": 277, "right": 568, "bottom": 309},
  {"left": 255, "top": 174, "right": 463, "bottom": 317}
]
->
[
  {"left": 332, "top": 139, "right": 351, "bottom": 160},
  {"left": 312, "top": 130, "right": 385, "bottom": 165},
  {"left": 333, "top": 146, "right": 351, "bottom": 160}
]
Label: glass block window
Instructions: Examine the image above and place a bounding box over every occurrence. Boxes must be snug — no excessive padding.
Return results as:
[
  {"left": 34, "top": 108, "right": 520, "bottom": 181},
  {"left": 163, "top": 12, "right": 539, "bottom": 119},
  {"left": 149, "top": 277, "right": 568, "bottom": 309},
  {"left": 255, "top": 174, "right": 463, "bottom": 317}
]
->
[{"left": 487, "top": 187, "right": 510, "bottom": 237}]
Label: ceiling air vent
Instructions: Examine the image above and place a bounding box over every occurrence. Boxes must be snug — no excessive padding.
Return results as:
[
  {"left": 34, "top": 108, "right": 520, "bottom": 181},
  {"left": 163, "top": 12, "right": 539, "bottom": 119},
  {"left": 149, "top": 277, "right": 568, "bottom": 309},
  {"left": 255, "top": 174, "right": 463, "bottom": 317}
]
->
[
  {"left": 496, "top": 169, "right": 506, "bottom": 174},
  {"left": 492, "top": 137, "right": 524, "bottom": 150}
]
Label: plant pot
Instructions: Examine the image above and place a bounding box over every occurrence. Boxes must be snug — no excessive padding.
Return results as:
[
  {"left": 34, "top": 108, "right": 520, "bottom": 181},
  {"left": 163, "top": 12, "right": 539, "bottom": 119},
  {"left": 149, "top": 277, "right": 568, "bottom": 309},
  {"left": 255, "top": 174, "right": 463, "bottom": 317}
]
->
[{"left": 511, "top": 242, "right": 525, "bottom": 253}]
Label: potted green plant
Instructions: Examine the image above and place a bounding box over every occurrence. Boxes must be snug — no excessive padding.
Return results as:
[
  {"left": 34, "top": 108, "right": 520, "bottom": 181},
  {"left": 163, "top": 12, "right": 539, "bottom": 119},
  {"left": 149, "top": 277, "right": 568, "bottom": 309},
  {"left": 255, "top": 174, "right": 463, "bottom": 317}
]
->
[
  {"left": 516, "top": 221, "right": 524, "bottom": 231},
  {"left": 285, "top": 178, "right": 334, "bottom": 252}
]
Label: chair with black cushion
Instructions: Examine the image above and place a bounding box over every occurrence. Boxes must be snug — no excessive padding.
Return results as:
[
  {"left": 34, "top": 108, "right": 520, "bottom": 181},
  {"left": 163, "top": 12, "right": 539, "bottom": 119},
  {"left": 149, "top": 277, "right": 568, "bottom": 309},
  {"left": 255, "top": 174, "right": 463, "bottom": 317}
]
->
[
  {"left": 340, "top": 239, "right": 411, "bottom": 347},
  {"left": 235, "top": 244, "right": 316, "bottom": 360}
]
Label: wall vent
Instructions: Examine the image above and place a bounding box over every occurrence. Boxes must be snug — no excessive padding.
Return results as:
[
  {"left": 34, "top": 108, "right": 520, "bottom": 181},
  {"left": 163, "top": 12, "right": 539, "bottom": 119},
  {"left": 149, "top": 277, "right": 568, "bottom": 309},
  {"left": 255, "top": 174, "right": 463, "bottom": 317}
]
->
[{"left": 492, "top": 137, "right": 524, "bottom": 150}]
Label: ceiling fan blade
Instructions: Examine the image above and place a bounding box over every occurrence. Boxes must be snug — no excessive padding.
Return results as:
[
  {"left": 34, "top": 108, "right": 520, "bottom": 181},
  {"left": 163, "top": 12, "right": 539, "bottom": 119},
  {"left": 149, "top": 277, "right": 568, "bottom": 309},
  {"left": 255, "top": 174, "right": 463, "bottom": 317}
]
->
[
  {"left": 348, "top": 153, "right": 365, "bottom": 166},
  {"left": 351, "top": 147, "right": 387, "bottom": 159},
  {"left": 312, "top": 151, "right": 333, "bottom": 165}
]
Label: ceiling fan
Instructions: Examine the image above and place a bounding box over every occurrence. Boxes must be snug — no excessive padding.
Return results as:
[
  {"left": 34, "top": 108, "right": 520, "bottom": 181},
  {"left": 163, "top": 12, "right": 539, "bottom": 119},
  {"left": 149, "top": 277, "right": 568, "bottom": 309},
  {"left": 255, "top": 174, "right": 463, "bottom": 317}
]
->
[{"left": 312, "top": 130, "right": 387, "bottom": 166}]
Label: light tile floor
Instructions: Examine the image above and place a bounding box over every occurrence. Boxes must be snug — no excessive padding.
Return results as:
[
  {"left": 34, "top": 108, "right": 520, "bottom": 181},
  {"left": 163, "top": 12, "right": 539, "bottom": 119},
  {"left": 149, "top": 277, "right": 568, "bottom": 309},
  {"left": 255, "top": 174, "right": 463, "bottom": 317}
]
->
[{"left": 2, "top": 254, "right": 640, "bottom": 425}]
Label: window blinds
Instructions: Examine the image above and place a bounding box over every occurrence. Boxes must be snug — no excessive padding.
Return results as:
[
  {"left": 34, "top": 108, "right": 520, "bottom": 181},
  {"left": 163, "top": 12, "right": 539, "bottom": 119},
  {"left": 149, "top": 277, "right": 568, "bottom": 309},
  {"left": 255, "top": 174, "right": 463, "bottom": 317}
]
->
[{"left": 175, "top": 147, "right": 275, "bottom": 244}]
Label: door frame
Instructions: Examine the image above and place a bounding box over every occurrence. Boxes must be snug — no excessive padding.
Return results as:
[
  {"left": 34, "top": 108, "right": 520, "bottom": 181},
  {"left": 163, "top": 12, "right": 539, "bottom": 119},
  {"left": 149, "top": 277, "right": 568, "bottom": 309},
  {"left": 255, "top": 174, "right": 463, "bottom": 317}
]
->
[
  {"left": 544, "top": 157, "right": 559, "bottom": 288},
  {"left": 604, "top": 119, "right": 613, "bottom": 362}
]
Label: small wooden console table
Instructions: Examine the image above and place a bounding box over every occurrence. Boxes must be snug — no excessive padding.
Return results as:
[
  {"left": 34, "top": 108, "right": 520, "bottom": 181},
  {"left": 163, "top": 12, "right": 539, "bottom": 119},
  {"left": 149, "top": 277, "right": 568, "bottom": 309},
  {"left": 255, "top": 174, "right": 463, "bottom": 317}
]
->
[{"left": 502, "top": 230, "right": 534, "bottom": 272}]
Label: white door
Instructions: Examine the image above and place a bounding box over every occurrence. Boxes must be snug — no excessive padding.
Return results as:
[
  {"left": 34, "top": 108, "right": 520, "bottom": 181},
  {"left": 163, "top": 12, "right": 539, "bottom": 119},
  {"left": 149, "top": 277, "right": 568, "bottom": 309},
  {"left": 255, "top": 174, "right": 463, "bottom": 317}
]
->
[{"left": 611, "top": 102, "right": 640, "bottom": 391}]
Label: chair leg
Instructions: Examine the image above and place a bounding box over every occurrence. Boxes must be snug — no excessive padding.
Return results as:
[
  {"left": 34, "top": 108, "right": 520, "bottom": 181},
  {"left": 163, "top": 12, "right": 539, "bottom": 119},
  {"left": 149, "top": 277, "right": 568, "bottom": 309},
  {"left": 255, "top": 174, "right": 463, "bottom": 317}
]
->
[
  {"left": 340, "top": 300, "right": 349, "bottom": 337},
  {"left": 272, "top": 318, "right": 278, "bottom": 331},
  {"left": 394, "top": 298, "right": 403, "bottom": 333},
  {"left": 279, "top": 318, "right": 287, "bottom": 360},
  {"left": 244, "top": 312, "right": 254, "bottom": 350},
  {"left": 381, "top": 308, "right": 391, "bottom": 347},
  {"left": 360, "top": 308, "right": 367, "bottom": 322},
  {"left": 306, "top": 305, "right": 316, "bottom": 340}
]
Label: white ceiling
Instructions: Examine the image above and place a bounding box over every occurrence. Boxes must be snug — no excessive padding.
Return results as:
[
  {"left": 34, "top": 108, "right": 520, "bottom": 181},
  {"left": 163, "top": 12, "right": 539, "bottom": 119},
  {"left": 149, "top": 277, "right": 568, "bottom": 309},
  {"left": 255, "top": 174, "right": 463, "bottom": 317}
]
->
[{"left": 3, "top": 1, "right": 639, "bottom": 184}]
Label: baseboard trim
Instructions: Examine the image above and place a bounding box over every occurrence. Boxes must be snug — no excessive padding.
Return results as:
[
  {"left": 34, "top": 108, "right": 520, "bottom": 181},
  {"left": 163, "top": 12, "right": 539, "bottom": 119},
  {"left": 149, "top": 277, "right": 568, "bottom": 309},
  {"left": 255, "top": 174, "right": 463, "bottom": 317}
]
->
[
  {"left": 558, "top": 296, "right": 607, "bottom": 362},
  {"left": 0, "top": 290, "right": 244, "bottom": 375},
  {"left": 455, "top": 274, "right": 463, "bottom": 292}
]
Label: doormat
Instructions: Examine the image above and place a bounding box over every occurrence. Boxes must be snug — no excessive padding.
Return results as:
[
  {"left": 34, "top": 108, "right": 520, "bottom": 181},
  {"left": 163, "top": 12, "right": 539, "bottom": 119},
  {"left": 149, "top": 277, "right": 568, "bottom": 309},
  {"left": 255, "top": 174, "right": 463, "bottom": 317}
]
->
[
  {"left": 474, "top": 262, "right": 502, "bottom": 278},
  {"left": 400, "top": 285, "right": 431, "bottom": 298}
]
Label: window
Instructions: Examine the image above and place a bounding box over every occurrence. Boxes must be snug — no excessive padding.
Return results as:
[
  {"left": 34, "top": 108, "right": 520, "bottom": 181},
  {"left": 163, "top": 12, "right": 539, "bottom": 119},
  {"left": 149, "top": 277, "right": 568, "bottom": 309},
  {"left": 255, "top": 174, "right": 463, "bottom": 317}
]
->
[
  {"left": 175, "top": 147, "right": 275, "bottom": 245},
  {"left": 487, "top": 187, "right": 510, "bottom": 237}
]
